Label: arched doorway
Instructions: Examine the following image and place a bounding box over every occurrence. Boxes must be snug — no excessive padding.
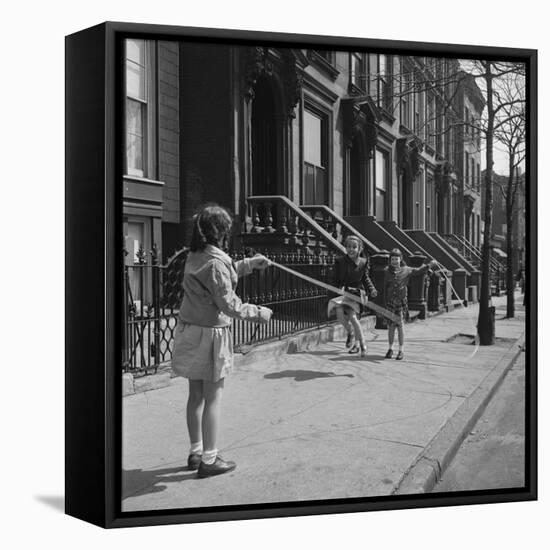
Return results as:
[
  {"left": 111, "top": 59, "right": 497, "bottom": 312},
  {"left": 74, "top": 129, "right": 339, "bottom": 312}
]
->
[{"left": 251, "top": 76, "right": 280, "bottom": 197}]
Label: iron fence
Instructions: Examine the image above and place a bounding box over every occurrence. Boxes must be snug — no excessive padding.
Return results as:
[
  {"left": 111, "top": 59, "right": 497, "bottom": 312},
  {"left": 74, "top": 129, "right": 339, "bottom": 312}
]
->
[{"left": 122, "top": 247, "right": 336, "bottom": 374}]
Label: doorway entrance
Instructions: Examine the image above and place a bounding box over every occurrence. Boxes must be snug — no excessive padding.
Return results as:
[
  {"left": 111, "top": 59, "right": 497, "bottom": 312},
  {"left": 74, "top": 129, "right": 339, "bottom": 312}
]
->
[{"left": 251, "top": 76, "right": 281, "bottom": 197}]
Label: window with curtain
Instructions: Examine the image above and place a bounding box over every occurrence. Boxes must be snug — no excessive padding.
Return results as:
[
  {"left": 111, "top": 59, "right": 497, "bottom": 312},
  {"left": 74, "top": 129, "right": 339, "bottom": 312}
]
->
[
  {"left": 400, "top": 61, "right": 412, "bottom": 128},
  {"left": 379, "top": 55, "right": 392, "bottom": 112},
  {"left": 375, "top": 149, "right": 389, "bottom": 220},
  {"left": 126, "top": 40, "right": 147, "bottom": 177},
  {"left": 425, "top": 173, "right": 436, "bottom": 231},
  {"left": 303, "top": 109, "right": 327, "bottom": 205},
  {"left": 350, "top": 52, "right": 365, "bottom": 90},
  {"left": 125, "top": 39, "right": 156, "bottom": 178},
  {"left": 427, "top": 93, "right": 436, "bottom": 148}
]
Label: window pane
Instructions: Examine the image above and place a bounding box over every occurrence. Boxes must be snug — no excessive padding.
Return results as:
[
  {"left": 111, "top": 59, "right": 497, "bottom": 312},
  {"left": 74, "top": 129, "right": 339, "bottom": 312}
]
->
[
  {"left": 379, "top": 55, "right": 386, "bottom": 77},
  {"left": 127, "top": 60, "right": 146, "bottom": 100},
  {"left": 304, "top": 164, "right": 315, "bottom": 204},
  {"left": 352, "top": 53, "right": 363, "bottom": 87},
  {"left": 127, "top": 134, "right": 143, "bottom": 173},
  {"left": 126, "top": 99, "right": 143, "bottom": 136},
  {"left": 375, "top": 150, "right": 387, "bottom": 190},
  {"left": 127, "top": 100, "right": 144, "bottom": 173},
  {"left": 376, "top": 190, "right": 385, "bottom": 220},
  {"left": 304, "top": 110, "right": 322, "bottom": 166},
  {"left": 315, "top": 166, "right": 326, "bottom": 204},
  {"left": 126, "top": 39, "right": 145, "bottom": 65}
]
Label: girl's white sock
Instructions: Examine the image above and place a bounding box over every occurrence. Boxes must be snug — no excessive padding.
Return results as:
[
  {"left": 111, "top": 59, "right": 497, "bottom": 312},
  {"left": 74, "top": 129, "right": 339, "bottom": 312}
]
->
[
  {"left": 398, "top": 345, "right": 404, "bottom": 351},
  {"left": 189, "top": 441, "right": 203, "bottom": 455},
  {"left": 202, "top": 449, "right": 217, "bottom": 465}
]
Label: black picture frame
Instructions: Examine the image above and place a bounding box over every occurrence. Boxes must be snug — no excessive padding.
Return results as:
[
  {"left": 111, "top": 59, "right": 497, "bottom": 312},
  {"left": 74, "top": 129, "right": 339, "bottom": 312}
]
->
[{"left": 65, "top": 21, "right": 537, "bottom": 528}]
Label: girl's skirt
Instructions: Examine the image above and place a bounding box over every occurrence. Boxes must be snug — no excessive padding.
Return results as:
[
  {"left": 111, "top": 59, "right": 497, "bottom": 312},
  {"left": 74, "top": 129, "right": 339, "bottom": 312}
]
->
[
  {"left": 327, "top": 287, "right": 365, "bottom": 318},
  {"left": 386, "top": 297, "right": 408, "bottom": 327},
  {"left": 171, "top": 323, "right": 232, "bottom": 382}
]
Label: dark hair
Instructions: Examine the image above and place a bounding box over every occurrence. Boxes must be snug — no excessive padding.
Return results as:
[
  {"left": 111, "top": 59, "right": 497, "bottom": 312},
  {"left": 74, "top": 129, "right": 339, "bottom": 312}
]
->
[
  {"left": 389, "top": 248, "right": 403, "bottom": 258},
  {"left": 189, "top": 205, "right": 233, "bottom": 252},
  {"left": 389, "top": 248, "right": 404, "bottom": 266}
]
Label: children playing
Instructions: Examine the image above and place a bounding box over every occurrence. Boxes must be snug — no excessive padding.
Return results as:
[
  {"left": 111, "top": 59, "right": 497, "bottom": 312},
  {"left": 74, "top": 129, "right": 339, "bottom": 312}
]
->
[
  {"left": 383, "top": 248, "right": 437, "bottom": 360},
  {"left": 328, "top": 235, "right": 377, "bottom": 358},
  {"left": 171, "top": 205, "right": 272, "bottom": 478}
]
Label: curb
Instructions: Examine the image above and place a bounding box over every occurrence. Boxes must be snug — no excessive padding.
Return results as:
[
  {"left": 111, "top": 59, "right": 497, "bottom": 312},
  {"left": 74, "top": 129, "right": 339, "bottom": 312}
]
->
[{"left": 393, "top": 330, "right": 526, "bottom": 495}]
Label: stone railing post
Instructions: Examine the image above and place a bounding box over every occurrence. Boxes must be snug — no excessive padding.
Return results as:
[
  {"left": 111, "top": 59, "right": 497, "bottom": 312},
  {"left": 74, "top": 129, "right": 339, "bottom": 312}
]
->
[{"left": 452, "top": 268, "right": 468, "bottom": 304}]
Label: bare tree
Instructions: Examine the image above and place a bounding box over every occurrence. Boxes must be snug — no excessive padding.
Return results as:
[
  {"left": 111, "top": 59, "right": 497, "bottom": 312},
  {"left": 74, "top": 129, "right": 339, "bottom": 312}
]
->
[
  {"left": 493, "top": 71, "right": 526, "bottom": 318},
  {"left": 364, "top": 56, "right": 526, "bottom": 343},
  {"left": 467, "top": 61, "right": 526, "bottom": 343}
]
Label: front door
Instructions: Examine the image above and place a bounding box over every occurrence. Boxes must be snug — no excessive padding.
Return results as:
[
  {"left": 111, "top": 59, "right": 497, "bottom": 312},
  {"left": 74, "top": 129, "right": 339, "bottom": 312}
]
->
[{"left": 251, "top": 76, "right": 279, "bottom": 197}]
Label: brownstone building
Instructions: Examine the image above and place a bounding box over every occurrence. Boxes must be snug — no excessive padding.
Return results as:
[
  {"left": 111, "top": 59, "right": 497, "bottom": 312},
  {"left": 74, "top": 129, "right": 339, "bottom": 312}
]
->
[{"left": 122, "top": 39, "right": 487, "bottom": 308}]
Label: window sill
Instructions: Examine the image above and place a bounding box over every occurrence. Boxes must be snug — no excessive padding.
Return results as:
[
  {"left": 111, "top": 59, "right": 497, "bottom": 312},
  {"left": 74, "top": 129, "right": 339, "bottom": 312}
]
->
[{"left": 124, "top": 174, "right": 165, "bottom": 186}]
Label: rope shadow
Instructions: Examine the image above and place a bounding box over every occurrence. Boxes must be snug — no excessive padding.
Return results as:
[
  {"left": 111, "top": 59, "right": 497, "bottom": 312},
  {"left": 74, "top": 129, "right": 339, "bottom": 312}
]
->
[
  {"left": 264, "top": 369, "right": 354, "bottom": 381},
  {"left": 290, "top": 350, "right": 343, "bottom": 356},
  {"left": 329, "top": 354, "right": 386, "bottom": 364}
]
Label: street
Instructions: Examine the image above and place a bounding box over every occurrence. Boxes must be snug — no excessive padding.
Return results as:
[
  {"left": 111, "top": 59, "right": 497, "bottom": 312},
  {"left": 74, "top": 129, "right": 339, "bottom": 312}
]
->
[{"left": 433, "top": 351, "right": 525, "bottom": 493}]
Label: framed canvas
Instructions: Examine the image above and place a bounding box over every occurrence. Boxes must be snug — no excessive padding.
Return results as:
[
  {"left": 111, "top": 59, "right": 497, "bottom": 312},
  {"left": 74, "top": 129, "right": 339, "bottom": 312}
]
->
[{"left": 65, "top": 21, "right": 537, "bottom": 528}]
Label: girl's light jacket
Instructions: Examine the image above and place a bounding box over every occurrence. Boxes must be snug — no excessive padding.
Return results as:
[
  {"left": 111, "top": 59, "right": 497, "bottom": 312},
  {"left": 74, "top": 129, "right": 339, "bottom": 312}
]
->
[{"left": 178, "top": 244, "right": 269, "bottom": 328}]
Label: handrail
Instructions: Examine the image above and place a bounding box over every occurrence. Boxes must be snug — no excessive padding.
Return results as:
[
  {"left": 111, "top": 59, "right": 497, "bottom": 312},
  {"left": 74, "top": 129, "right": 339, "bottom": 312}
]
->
[
  {"left": 246, "top": 195, "right": 346, "bottom": 255},
  {"left": 300, "top": 204, "right": 380, "bottom": 256}
]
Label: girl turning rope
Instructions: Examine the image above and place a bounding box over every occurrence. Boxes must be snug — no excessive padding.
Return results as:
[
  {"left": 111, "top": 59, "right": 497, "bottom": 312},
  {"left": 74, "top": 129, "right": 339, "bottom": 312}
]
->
[
  {"left": 383, "top": 248, "right": 437, "bottom": 360},
  {"left": 171, "top": 205, "right": 272, "bottom": 478}
]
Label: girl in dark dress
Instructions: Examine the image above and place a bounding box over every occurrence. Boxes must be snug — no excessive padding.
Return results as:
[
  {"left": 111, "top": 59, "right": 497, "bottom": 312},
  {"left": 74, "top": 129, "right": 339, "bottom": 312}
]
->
[{"left": 328, "top": 235, "right": 377, "bottom": 357}]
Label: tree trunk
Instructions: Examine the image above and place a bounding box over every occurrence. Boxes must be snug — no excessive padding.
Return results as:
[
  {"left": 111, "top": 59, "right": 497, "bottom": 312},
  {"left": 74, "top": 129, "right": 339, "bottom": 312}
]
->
[
  {"left": 506, "top": 162, "right": 515, "bottom": 318},
  {"left": 478, "top": 63, "right": 495, "bottom": 345}
]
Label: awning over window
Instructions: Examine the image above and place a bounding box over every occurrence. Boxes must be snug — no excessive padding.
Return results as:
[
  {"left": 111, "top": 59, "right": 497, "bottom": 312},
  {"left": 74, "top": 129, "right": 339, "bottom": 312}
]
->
[{"left": 492, "top": 247, "right": 507, "bottom": 258}]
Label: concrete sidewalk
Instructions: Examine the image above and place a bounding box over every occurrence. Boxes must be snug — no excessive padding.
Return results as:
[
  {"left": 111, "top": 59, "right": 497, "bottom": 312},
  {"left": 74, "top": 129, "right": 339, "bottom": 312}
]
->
[{"left": 122, "top": 293, "right": 525, "bottom": 512}]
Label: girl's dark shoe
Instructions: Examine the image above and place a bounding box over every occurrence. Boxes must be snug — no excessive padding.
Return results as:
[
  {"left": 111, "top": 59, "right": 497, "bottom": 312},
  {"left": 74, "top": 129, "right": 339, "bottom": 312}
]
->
[
  {"left": 197, "top": 456, "right": 237, "bottom": 478},
  {"left": 187, "top": 453, "right": 202, "bottom": 471},
  {"left": 360, "top": 345, "right": 367, "bottom": 358},
  {"left": 348, "top": 343, "right": 360, "bottom": 354},
  {"left": 385, "top": 349, "right": 393, "bottom": 359},
  {"left": 345, "top": 332, "right": 354, "bottom": 348},
  {"left": 395, "top": 351, "right": 404, "bottom": 360}
]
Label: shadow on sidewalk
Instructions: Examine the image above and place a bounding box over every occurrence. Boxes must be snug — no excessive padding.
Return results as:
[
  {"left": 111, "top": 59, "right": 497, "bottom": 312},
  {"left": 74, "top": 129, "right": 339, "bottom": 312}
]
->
[
  {"left": 292, "top": 350, "right": 343, "bottom": 356},
  {"left": 264, "top": 369, "right": 354, "bottom": 381},
  {"left": 329, "top": 354, "right": 386, "bottom": 364},
  {"left": 122, "top": 465, "right": 197, "bottom": 500}
]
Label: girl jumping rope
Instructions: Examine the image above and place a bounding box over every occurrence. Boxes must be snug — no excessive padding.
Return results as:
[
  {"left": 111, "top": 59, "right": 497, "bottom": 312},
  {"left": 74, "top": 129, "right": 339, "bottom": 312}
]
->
[
  {"left": 328, "top": 235, "right": 377, "bottom": 358},
  {"left": 383, "top": 248, "right": 437, "bottom": 360},
  {"left": 171, "top": 205, "right": 272, "bottom": 478}
]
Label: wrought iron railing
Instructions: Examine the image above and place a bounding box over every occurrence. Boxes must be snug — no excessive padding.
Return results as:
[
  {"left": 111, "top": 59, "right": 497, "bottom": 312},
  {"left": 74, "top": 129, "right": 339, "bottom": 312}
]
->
[
  {"left": 232, "top": 250, "right": 335, "bottom": 351},
  {"left": 123, "top": 246, "right": 336, "bottom": 374},
  {"left": 122, "top": 246, "right": 185, "bottom": 375}
]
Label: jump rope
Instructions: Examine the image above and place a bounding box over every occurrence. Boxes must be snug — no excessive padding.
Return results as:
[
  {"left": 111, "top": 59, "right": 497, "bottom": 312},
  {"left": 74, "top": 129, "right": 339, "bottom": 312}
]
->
[{"left": 250, "top": 256, "right": 480, "bottom": 360}]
